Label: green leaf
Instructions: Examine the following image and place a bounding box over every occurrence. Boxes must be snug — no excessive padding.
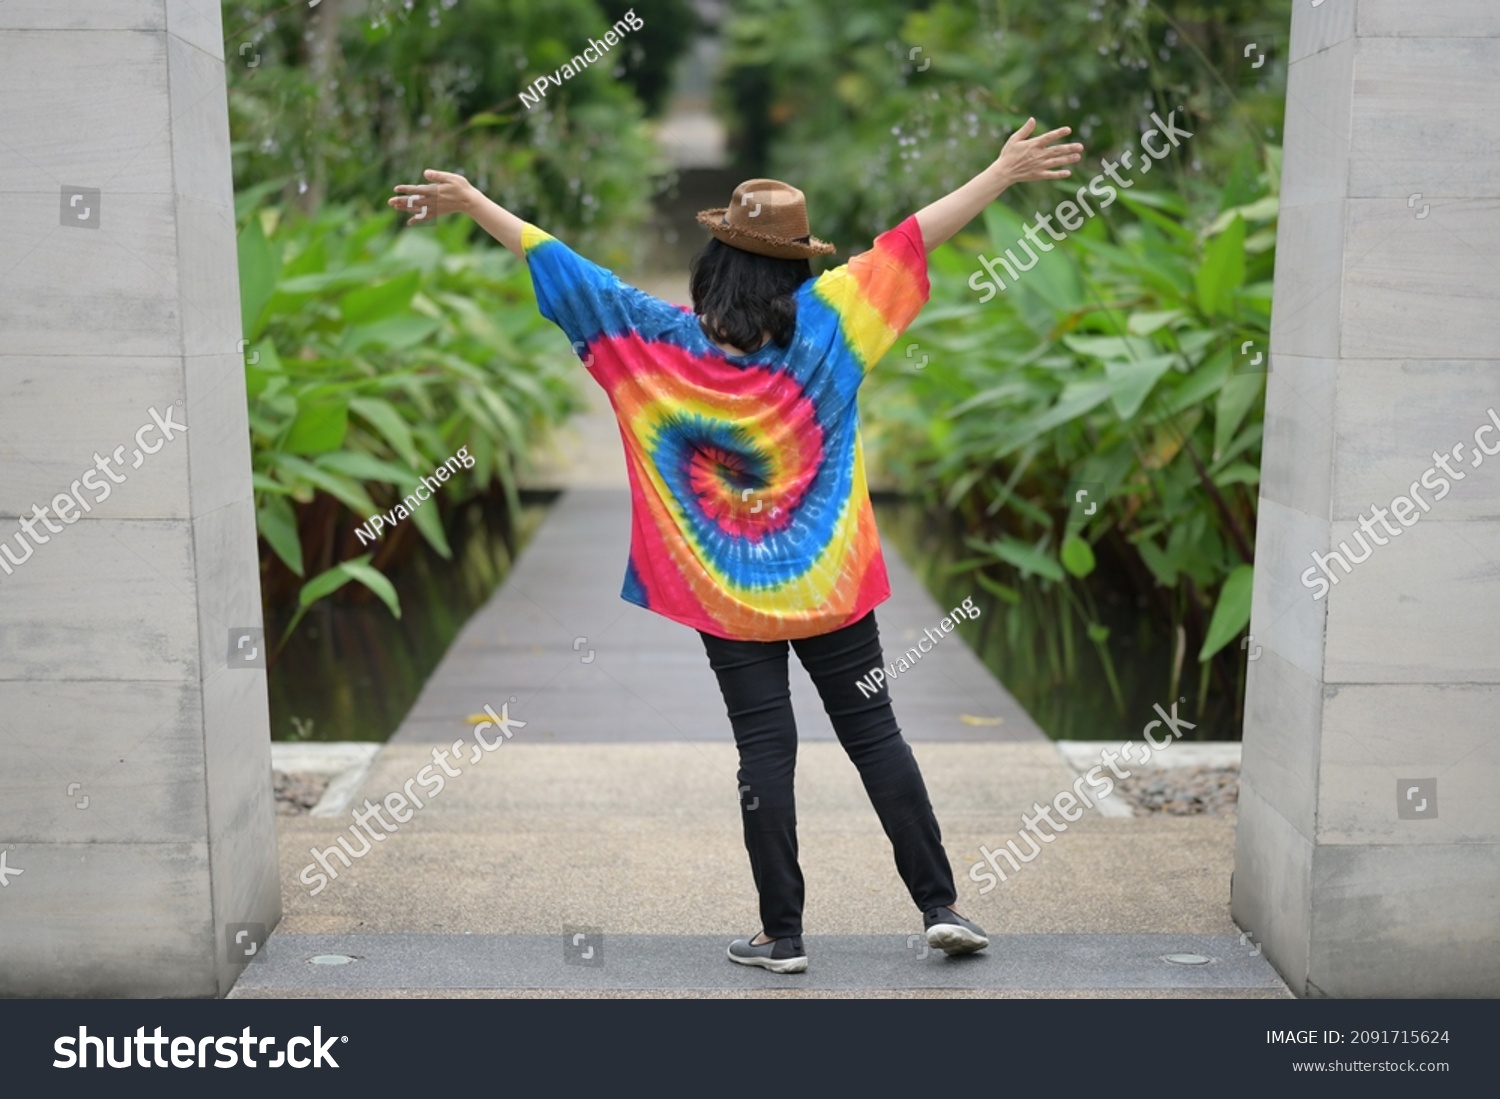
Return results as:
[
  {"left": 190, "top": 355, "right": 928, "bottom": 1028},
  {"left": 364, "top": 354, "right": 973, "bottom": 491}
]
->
[
  {"left": 1135, "top": 536, "right": 1178, "bottom": 587},
  {"left": 476, "top": 386, "right": 524, "bottom": 442},
  {"left": 243, "top": 339, "right": 283, "bottom": 400},
  {"left": 283, "top": 399, "right": 349, "bottom": 455},
  {"left": 277, "top": 263, "right": 386, "bottom": 296},
  {"left": 1126, "top": 309, "right": 1185, "bottom": 336},
  {"left": 317, "top": 451, "right": 416, "bottom": 485},
  {"left": 1060, "top": 535, "right": 1097, "bottom": 578},
  {"left": 1062, "top": 334, "right": 1160, "bottom": 362},
  {"left": 1207, "top": 195, "right": 1280, "bottom": 236},
  {"left": 1117, "top": 191, "right": 1196, "bottom": 242},
  {"left": 233, "top": 175, "right": 291, "bottom": 224},
  {"left": 256, "top": 494, "right": 304, "bottom": 576},
  {"left": 349, "top": 396, "right": 423, "bottom": 469},
  {"left": 1163, "top": 345, "right": 1231, "bottom": 416},
  {"left": 281, "top": 234, "right": 328, "bottom": 279},
  {"left": 251, "top": 472, "right": 293, "bottom": 496},
  {"left": 281, "top": 553, "right": 398, "bottom": 647},
  {"left": 964, "top": 379, "right": 1113, "bottom": 463},
  {"left": 1196, "top": 215, "right": 1246, "bottom": 317},
  {"left": 342, "top": 315, "right": 442, "bottom": 353},
  {"left": 340, "top": 269, "right": 421, "bottom": 324},
  {"left": 271, "top": 454, "right": 378, "bottom": 515},
  {"left": 974, "top": 572, "right": 1020, "bottom": 604},
  {"left": 981, "top": 536, "right": 1065, "bottom": 583},
  {"left": 237, "top": 216, "right": 279, "bottom": 341},
  {"left": 1104, "top": 354, "right": 1178, "bottom": 419},
  {"left": 1198, "top": 564, "right": 1255, "bottom": 661},
  {"left": 1213, "top": 461, "right": 1261, "bottom": 487},
  {"left": 338, "top": 558, "right": 402, "bottom": 619},
  {"left": 1215, "top": 371, "right": 1264, "bottom": 461},
  {"left": 388, "top": 229, "right": 446, "bottom": 270},
  {"left": 407, "top": 495, "right": 453, "bottom": 559},
  {"left": 297, "top": 562, "right": 359, "bottom": 607}
]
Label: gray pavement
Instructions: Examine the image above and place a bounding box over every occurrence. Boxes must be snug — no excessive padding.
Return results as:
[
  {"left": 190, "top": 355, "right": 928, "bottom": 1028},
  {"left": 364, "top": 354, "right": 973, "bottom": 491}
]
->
[
  {"left": 254, "top": 704, "right": 1282, "bottom": 996},
  {"left": 232, "top": 933, "right": 1284, "bottom": 995}
]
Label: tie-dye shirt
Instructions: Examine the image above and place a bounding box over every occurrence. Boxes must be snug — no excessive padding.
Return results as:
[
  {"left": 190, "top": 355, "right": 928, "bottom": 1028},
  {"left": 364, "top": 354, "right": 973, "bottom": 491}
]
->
[{"left": 522, "top": 216, "right": 929, "bottom": 641}]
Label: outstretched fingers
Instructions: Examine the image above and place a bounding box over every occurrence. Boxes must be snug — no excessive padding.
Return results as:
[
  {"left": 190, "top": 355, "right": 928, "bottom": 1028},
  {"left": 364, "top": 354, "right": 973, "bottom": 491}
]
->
[
  {"left": 997, "top": 117, "right": 1086, "bottom": 184},
  {"left": 386, "top": 187, "right": 433, "bottom": 224},
  {"left": 392, "top": 182, "right": 436, "bottom": 196}
]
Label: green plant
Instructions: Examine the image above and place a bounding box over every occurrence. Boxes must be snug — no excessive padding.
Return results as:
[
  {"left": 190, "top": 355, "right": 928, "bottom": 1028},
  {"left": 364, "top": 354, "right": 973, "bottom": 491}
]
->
[
  {"left": 236, "top": 198, "right": 582, "bottom": 646},
  {"left": 225, "top": 0, "right": 675, "bottom": 261},
  {"left": 719, "top": 0, "right": 1289, "bottom": 245},
  {"left": 864, "top": 144, "right": 1278, "bottom": 718}
]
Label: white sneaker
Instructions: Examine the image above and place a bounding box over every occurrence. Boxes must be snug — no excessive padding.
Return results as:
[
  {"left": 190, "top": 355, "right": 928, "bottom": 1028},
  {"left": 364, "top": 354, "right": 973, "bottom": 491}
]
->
[
  {"left": 923, "top": 907, "right": 989, "bottom": 955},
  {"left": 727, "top": 934, "right": 808, "bottom": 973}
]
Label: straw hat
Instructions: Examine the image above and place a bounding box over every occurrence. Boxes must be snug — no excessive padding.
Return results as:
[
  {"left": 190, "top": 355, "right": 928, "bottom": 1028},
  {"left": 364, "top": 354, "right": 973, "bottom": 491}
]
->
[{"left": 695, "top": 178, "right": 836, "bottom": 260}]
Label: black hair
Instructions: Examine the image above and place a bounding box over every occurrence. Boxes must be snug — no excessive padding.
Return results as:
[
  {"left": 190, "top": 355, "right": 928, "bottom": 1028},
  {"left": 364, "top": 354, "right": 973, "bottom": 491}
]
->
[{"left": 689, "top": 238, "right": 813, "bottom": 352}]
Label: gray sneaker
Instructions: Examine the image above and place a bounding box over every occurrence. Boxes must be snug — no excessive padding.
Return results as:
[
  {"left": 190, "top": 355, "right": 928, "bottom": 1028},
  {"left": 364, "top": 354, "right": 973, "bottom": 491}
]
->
[
  {"left": 923, "top": 906, "right": 989, "bottom": 955},
  {"left": 727, "top": 934, "right": 808, "bottom": 973}
]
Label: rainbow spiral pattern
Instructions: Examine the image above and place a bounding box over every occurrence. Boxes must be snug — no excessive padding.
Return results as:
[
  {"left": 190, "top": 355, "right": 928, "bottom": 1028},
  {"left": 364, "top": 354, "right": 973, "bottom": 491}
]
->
[{"left": 523, "top": 217, "right": 929, "bottom": 640}]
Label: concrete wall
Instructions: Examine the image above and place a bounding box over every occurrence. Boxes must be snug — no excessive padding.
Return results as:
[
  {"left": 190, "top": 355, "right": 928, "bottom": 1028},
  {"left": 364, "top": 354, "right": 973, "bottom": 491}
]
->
[
  {"left": 1236, "top": 0, "right": 1500, "bottom": 997},
  {"left": 0, "top": 0, "right": 280, "bottom": 996}
]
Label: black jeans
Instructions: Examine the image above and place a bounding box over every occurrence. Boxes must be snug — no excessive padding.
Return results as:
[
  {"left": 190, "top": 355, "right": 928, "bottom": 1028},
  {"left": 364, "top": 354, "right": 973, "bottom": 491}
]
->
[{"left": 698, "top": 611, "right": 958, "bottom": 938}]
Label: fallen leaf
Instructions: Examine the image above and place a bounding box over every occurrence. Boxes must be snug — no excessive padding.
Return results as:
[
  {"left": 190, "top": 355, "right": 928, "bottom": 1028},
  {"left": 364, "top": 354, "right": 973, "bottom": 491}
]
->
[{"left": 959, "top": 714, "right": 1004, "bottom": 726}]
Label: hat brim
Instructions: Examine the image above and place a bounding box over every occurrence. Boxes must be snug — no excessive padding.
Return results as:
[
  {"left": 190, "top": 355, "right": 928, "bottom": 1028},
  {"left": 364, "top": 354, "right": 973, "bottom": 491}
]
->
[{"left": 695, "top": 208, "right": 837, "bottom": 260}]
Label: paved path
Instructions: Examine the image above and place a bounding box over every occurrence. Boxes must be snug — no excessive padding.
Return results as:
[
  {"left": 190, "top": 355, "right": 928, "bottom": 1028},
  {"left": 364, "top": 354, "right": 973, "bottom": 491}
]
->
[
  {"left": 234, "top": 933, "right": 1283, "bottom": 996},
  {"left": 245, "top": 481, "right": 1283, "bottom": 997}
]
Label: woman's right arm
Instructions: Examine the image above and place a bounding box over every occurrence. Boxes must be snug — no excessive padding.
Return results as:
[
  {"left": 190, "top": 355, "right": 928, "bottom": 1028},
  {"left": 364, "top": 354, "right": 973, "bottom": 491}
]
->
[
  {"left": 391, "top": 171, "right": 675, "bottom": 365},
  {"left": 389, "top": 169, "right": 526, "bottom": 258}
]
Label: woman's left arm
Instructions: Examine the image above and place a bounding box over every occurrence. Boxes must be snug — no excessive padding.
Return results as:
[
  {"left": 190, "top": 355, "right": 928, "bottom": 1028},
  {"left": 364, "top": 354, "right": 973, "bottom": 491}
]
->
[{"left": 389, "top": 169, "right": 526, "bottom": 258}]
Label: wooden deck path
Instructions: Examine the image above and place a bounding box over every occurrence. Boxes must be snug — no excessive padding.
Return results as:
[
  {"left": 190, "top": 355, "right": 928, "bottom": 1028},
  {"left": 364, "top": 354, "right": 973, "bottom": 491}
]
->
[{"left": 389, "top": 486, "right": 1046, "bottom": 747}]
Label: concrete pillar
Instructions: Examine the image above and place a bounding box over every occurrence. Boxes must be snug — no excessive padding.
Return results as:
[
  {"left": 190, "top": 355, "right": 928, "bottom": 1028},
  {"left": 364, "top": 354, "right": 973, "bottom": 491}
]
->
[
  {"left": 0, "top": 1, "right": 280, "bottom": 996},
  {"left": 1236, "top": 0, "right": 1500, "bottom": 996}
]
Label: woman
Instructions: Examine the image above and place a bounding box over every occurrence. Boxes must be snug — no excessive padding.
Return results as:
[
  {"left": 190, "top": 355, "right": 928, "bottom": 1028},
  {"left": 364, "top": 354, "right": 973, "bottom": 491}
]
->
[{"left": 390, "top": 118, "right": 1082, "bottom": 973}]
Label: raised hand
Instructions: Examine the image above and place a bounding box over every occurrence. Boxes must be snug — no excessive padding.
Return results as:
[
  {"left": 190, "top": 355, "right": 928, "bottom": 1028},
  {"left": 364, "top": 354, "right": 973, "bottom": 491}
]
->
[
  {"left": 994, "top": 119, "right": 1084, "bottom": 186},
  {"left": 387, "top": 169, "right": 479, "bottom": 225}
]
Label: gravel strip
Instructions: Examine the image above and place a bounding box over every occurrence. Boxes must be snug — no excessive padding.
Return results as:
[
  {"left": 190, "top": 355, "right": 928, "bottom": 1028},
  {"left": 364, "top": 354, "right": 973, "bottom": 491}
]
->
[
  {"left": 1112, "top": 764, "right": 1240, "bottom": 817},
  {"left": 273, "top": 770, "right": 330, "bottom": 816}
]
